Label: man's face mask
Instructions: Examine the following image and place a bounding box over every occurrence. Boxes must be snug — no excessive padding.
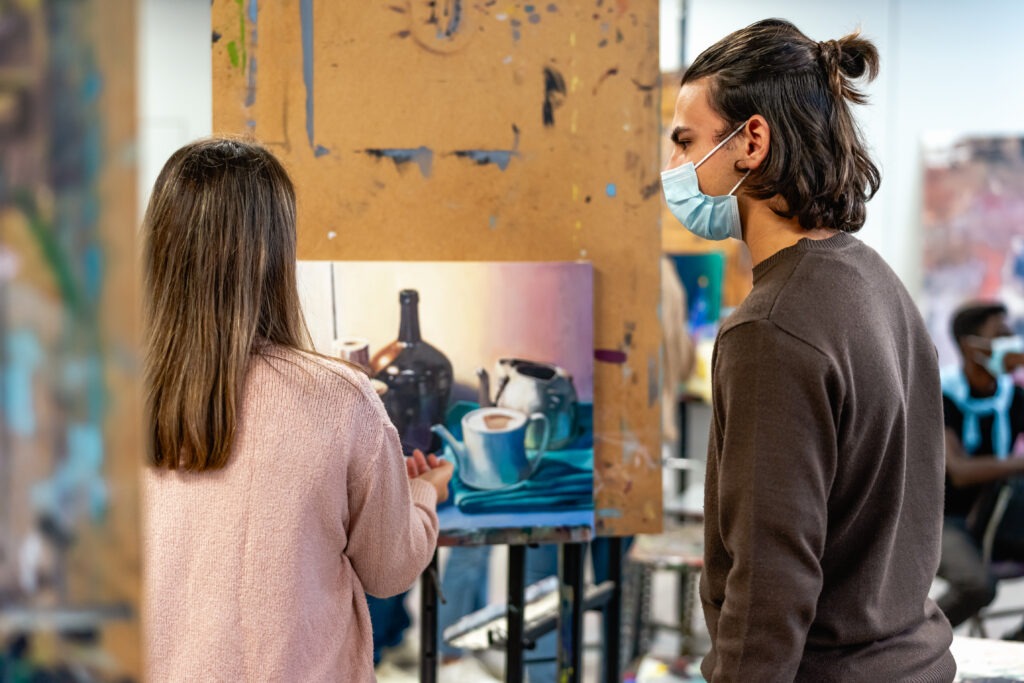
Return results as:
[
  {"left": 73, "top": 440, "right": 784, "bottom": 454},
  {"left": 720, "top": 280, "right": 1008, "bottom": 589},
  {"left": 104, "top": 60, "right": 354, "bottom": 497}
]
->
[
  {"left": 660, "top": 122, "right": 751, "bottom": 241},
  {"left": 968, "top": 334, "right": 1024, "bottom": 377}
]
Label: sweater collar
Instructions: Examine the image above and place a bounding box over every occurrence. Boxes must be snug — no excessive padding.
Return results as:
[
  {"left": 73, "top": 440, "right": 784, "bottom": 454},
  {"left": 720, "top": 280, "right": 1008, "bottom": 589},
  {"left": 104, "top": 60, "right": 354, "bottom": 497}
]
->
[{"left": 753, "top": 231, "right": 856, "bottom": 283}]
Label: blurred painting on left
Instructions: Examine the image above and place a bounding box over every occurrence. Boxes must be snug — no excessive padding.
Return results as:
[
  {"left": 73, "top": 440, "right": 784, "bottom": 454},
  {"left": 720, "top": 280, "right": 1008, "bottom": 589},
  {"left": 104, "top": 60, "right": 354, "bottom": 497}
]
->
[{"left": 0, "top": 0, "right": 140, "bottom": 680}]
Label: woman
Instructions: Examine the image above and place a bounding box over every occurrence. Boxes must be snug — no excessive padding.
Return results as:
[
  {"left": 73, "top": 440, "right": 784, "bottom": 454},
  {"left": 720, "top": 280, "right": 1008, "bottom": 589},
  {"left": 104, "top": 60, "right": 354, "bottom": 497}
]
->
[
  {"left": 661, "top": 19, "right": 955, "bottom": 681},
  {"left": 142, "top": 138, "right": 452, "bottom": 682}
]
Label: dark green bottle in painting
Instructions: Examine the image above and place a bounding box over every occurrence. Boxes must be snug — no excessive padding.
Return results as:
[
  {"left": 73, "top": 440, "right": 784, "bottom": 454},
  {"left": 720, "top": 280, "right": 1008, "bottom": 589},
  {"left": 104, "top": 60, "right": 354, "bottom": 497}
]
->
[{"left": 370, "top": 289, "right": 453, "bottom": 454}]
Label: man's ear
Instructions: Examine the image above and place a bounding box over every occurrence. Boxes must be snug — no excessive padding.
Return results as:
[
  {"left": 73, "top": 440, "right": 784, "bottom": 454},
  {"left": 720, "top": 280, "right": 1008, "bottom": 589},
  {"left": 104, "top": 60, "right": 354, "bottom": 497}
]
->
[{"left": 739, "top": 114, "right": 770, "bottom": 171}]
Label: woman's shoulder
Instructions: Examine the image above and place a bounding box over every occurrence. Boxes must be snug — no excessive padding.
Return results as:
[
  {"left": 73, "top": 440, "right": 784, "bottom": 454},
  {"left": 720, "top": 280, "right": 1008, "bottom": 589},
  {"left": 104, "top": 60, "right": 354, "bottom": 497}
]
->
[{"left": 253, "top": 344, "right": 380, "bottom": 408}]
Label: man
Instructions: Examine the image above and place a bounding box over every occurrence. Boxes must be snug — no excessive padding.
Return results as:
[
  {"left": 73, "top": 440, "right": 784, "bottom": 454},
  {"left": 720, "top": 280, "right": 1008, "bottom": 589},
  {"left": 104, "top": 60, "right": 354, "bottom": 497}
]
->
[
  {"left": 662, "top": 20, "right": 954, "bottom": 680},
  {"left": 938, "top": 302, "right": 1024, "bottom": 637}
]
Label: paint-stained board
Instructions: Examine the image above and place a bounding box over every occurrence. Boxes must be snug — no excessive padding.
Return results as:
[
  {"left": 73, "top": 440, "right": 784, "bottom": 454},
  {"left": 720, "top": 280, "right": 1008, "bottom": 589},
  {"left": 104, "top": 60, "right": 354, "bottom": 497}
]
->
[{"left": 212, "top": 0, "right": 662, "bottom": 536}]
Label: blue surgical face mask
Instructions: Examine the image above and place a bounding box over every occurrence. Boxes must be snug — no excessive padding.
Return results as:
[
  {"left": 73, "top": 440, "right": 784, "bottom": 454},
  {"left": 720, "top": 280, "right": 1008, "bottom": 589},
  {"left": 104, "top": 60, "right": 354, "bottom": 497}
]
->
[
  {"left": 661, "top": 122, "right": 751, "bottom": 241},
  {"left": 985, "top": 334, "right": 1024, "bottom": 377}
]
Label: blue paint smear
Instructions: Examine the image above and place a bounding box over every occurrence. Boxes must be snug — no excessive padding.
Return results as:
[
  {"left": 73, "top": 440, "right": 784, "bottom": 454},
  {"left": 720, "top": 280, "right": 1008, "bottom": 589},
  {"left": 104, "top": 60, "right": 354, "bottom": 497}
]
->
[
  {"left": 529, "top": 13, "right": 541, "bottom": 24},
  {"left": 246, "top": 119, "right": 257, "bottom": 128},
  {"left": 452, "top": 126, "right": 520, "bottom": 171},
  {"left": 606, "top": 182, "right": 617, "bottom": 198},
  {"left": 489, "top": 215, "right": 497, "bottom": 229},
  {"left": 300, "top": 0, "right": 319, "bottom": 152},
  {"left": 246, "top": 0, "right": 257, "bottom": 107},
  {"left": 597, "top": 508, "right": 623, "bottom": 519},
  {"left": 246, "top": 56, "right": 257, "bottom": 107},
  {"left": 315, "top": 145, "right": 331, "bottom": 157},
  {"left": 364, "top": 146, "right": 433, "bottom": 177},
  {"left": 455, "top": 149, "right": 514, "bottom": 170}
]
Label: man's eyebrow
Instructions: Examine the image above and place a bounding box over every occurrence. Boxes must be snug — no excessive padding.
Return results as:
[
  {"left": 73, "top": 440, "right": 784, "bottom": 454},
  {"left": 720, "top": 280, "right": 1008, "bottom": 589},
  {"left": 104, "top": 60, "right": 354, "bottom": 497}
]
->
[{"left": 670, "top": 126, "right": 692, "bottom": 144}]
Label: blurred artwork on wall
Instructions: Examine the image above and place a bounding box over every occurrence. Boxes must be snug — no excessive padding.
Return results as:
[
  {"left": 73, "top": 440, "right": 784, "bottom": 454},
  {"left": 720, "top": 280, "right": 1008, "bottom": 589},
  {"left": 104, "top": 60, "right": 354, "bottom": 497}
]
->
[
  {"left": 921, "top": 134, "right": 1024, "bottom": 368},
  {"left": 0, "top": 0, "right": 140, "bottom": 679}
]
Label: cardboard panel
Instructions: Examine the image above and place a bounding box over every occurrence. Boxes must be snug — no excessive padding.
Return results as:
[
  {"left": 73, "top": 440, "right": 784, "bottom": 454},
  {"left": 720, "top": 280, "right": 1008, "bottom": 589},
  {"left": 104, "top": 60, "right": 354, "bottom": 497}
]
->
[{"left": 213, "top": 0, "right": 662, "bottom": 536}]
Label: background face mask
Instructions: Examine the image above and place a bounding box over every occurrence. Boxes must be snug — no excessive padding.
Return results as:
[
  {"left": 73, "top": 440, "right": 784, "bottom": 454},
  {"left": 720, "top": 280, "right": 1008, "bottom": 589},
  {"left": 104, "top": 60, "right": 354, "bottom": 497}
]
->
[
  {"left": 660, "top": 123, "right": 750, "bottom": 241},
  {"left": 985, "top": 334, "right": 1024, "bottom": 377}
]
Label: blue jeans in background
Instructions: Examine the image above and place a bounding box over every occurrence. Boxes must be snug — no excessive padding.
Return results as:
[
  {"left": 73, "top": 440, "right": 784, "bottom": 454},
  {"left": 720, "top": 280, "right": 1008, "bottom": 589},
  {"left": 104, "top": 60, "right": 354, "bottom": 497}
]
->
[
  {"left": 438, "top": 546, "right": 492, "bottom": 659},
  {"left": 524, "top": 538, "right": 634, "bottom": 683},
  {"left": 367, "top": 592, "right": 411, "bottom": 666}
]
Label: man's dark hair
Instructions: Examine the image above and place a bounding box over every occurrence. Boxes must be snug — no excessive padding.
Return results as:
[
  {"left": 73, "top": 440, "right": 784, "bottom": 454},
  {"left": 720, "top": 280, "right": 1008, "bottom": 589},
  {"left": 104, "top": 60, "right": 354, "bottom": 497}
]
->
[
  {"left": 682, "top": 18, "right": 880, "bottom": 233},
  {"left": 950, "top": 302, "right": 1007, "bottom": 344}
]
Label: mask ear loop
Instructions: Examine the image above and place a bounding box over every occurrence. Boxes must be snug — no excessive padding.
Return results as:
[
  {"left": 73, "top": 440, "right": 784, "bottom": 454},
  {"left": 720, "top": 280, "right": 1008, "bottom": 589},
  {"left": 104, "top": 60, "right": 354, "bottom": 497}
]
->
[
  {"left": 728, "top": 170, "right": 751, "bottom": 196},
  {"left": 695, "top": 121, "right": 748, "bottom": 169}
]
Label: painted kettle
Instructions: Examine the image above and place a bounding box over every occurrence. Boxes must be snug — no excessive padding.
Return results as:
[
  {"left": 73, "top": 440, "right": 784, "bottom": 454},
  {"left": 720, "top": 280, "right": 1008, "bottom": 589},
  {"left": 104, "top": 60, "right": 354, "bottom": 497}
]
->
[{"left": 477, "top": 358, "right": 578, "bottom": 450}]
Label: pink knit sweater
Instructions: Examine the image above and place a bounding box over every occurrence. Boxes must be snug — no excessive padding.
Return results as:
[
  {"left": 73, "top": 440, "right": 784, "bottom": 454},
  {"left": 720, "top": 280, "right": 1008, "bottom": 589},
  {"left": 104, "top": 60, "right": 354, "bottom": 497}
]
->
[{"left": 143, "top": 347, "right": 439, "bottom": 682}]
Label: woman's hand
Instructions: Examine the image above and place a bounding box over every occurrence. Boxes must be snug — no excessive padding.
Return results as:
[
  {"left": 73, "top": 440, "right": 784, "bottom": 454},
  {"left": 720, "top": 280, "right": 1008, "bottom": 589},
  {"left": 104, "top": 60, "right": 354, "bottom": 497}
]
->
[{"left": 405, "top": 449, "right": 454, "bottom": 503}]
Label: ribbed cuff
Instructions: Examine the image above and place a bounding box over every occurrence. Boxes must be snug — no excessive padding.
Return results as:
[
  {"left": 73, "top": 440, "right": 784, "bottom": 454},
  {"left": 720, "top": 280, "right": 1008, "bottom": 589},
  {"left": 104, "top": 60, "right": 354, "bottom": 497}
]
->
[{"left": 409, "top": 478, "right": 439, "bottom": 508}]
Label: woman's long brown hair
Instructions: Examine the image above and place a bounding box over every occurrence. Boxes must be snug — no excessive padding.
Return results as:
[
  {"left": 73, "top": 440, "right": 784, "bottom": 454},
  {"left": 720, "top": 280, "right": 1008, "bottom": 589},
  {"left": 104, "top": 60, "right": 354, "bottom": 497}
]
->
[{"left": 143, "top": 138, "right": 311, "bottom": 471}]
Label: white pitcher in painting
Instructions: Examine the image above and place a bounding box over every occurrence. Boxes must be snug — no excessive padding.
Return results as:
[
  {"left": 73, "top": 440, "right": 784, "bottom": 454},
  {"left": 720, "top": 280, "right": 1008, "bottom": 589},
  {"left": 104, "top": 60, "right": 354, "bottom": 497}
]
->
[{"left": 432, "top": 407, "right": 550, "bottom": 490}]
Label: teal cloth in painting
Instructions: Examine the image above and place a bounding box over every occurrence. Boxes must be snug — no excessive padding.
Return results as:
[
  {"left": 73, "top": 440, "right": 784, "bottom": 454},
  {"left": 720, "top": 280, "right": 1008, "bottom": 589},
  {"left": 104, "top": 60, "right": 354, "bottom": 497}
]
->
[{"left": 440, "top": 401, "right": 594, "bottom": 514}]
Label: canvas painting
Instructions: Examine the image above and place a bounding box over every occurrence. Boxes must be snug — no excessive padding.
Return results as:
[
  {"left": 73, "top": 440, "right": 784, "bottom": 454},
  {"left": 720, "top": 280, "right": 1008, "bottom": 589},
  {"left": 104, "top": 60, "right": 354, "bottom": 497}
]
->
[
  {"left": 297, "top": 261, "right": 595, "bottom": 542},
  {"left": 921, "top": 134, "right": 1024, "bottom": 367}
]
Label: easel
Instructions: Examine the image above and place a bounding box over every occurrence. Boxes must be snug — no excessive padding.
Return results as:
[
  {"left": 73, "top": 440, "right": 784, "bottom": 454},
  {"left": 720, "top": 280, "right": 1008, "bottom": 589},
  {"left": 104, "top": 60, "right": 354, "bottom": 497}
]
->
[
  {"left": 418, "top": 534, "right": 627, "bottom": 683},
  {"left": 211, "top": 5, "right": 665, "bottom": 681}
]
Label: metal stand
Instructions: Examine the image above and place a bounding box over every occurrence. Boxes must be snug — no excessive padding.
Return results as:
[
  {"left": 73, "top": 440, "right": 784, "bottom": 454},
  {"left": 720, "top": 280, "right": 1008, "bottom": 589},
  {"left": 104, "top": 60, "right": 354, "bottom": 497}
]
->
[
  {"left": 419, "top": 551, "right": 439, "bottom": 683},
  {"left": 422, "top": 537, "right": 625, "bottom": 683},
  {"left": 602, "top": 536, "right": 623, "bottom": 683},
  {"left": 506, "top": 544, "right": 527, "bottom": 683},
  {"left": 557, "top": 542, "right": 585, "bottom": 683}
]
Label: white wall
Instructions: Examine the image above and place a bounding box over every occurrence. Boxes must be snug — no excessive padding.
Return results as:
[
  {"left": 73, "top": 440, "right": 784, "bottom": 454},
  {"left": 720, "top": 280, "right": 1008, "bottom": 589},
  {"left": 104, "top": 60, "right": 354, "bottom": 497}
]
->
[
  {"left": 682, "top": 0, "right": 1024, "bottom": 297},
  {"left": 137, "top": 0, "right": 211, "bottom": 215}
]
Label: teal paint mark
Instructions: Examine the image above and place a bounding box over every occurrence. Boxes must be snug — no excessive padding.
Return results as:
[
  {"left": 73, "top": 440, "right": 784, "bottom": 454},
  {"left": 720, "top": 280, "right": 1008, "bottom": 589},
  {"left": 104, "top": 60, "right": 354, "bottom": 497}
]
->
[
  {"left": 364, "top": 147, "right": 433, "bottom": 177},
  {"left": 3, "top": 330, "right": 42, "bottom": 436},
  {"left": 489, "top": 215, "right": 498, "bottom": 229},
  {"left": 596, "top": 508, "right": 623, "bottom": 519},
  {"left": 31, "top": 423, "right": 109, "bottom": 526},
  {"left": 84, "top": 244, "right": 103, "bottom": 304},
  {"left": 606, "top": 182, "right": 617, "bottom": 197},
  {"left": 452, "top": 125, "right": 520, "bottom": 171}
]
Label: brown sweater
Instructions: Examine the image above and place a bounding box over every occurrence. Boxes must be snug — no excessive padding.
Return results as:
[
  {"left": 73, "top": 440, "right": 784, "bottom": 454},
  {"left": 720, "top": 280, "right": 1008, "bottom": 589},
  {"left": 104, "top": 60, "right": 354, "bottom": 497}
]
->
[{"left": 700, "top": 233, "right": 955, "bottom": 683}]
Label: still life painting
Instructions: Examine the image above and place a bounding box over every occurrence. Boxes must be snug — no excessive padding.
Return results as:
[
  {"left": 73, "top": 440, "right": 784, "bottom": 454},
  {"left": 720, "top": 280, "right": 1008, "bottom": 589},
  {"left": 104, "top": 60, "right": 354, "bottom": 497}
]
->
[{"left": 297, "top": 261, "right": 595, "bottom": 541}]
